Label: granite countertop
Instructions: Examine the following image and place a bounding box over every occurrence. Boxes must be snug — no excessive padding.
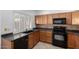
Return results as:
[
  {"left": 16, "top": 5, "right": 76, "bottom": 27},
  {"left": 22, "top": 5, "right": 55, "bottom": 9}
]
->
[
  {"left": 2, "top": 33, "right": 29, "bottom": 41},
  {"left": 1, "top": 29, "right": 39, "bottom": 41},
  {"left": 67, "top": 29, "right": 79, "bottom": 33},
  {"left": 2, "top": 28, "right": 79, "bottom": 41}
]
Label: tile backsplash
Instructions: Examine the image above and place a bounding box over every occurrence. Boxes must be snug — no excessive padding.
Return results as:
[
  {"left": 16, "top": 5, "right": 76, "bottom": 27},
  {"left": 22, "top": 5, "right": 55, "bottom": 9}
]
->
[
  {"left": 36, "top": 24, "right": 79, "bottom": 30},
  {"left": 67, "top": 25, "right": 79, "bottom": 30}
]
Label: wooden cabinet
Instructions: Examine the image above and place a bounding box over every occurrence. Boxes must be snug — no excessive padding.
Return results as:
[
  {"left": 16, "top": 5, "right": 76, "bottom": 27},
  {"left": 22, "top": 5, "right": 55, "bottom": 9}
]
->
[
  {"left": 35, "top": 12, "right": 72, "bottom": 25},
  {"left": 53, "top": 14, "right": 60, "bottom": 18},
  {"left": 53, "top": 13, "right": 66, "bottom": 18},
  {"left": 72, "top": 11, "right": 79, "bottom": 25},
  {"left": 53, "top": 13, "right": 72, "bottom": 24},
  {"left": 40, "top": 31, "right": 46, "bottom": 42},
  {"left": 28, "top": 31, "right": 39, "bottom": 49},
  {"left": 1, "top": 39, "right": 13, "bottom": 49},
  {"left": 68, "top": 32, "right": 76, "bottom": 48},
  {"left": 28, "top": 32, "right": 34, "bottom": 48},
  {"left": 40, "top": 31, "right": 52, "bottom": 43},
  {"left": 68, "top": 32, "right": 79, "bottom": 49},
  {"left": 2, "top": 35, "right": 28, "bottom": 49},
  {"left": 33, "top": 31, "right": 40, "bottom": 46},
  {"left": 47, "top": 15, "right": 53, "bottom": 24},
  {"left": 74, "top": 34, "right": 79, "bottom": 48},
  {"left": 35, "top": 15, "right": 48, "bottom": 25},
  {"left": 45, "top": 31, "right": 52, "bottom": 43},
  {"left": 35, "top": 16, "right": 42, "bottom": 24},
  {"left": 66, "top": 13, "right": 72, "bottom": 24},
  {"left": 42, "top": 15, "right": 48, "bottom": 24}
]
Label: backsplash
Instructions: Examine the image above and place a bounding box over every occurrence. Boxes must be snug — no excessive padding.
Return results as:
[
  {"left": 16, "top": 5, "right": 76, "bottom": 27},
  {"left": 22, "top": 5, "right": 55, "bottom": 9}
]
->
[
  {"left": 67, "top": 25, "right": 79, "bottom": 30},
  {"left": 36, "top": 24, "right": 79, "bottom": 30}
]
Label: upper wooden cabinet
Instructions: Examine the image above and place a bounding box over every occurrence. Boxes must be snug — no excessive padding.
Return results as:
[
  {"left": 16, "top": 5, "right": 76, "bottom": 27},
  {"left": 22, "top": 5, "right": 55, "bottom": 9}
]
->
[
  {"left": 35, "top": 16, "right": 42, "bottom": 24},
  {"left": 47, "top": 15, "right": 53, "bottom": 24},
  {"left": 66, "top": 13, "right": 72, "bottom": 24},
  {"left": 72, "top": 11, "right": 79, "bottom": 25},
  {"left": 35, "top": 15, "right": 52, "bottom": 25},
  {"left": 42, "top": 15, "right": 48, "bottom": 24},
  {"left": 35, "top": 12, "right": 72, "bottom": 25}
]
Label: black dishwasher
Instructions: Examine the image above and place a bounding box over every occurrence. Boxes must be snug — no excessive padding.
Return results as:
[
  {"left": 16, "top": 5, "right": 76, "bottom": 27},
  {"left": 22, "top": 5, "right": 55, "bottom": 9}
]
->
[{"left": 14, "top": 35, "right": 28, "bottom": 49}]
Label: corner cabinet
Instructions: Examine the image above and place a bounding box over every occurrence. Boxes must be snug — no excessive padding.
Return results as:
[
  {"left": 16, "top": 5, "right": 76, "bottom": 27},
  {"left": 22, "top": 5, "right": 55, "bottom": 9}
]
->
[
  {"left": 72, "top": 11, "right": 79, "bottom": 25},
  {"left": 40, "top": 30, "right": 52, "bottom": 43}
]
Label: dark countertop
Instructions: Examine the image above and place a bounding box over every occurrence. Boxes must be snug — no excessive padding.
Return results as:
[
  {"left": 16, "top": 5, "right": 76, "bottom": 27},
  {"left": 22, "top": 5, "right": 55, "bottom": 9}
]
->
[
  {"left": 2, "top": 33, "right": 29, "bottom": 41},
  {"left": 67, "top": 30, "right": 79, "bottom": 33},
  {"left": 2, "top": 28, "right": 79, "bottom": 41},
  {"left": 1, "top": 29, "right": 39, "bottom": 41}
]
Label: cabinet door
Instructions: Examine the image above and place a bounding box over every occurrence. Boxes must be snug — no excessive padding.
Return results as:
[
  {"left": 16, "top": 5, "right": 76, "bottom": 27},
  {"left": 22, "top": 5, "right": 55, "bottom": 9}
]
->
[
  {"left": 35, "top": 16, "right": 42, "bottom": 24},
  {"left": 66, "top": 13, "right": 72, "bottom": 24},
  {"left": 53, "top": 14, "right": 60, "bottom": 18},
  {"left": 35, "top": 31, "right": 40, "bottom": 43},
  {"left": 75, "top": 35, "right": 79, "bottom": 48},
  {"left": 42, "top": 15, "right": 48, "bottom": 24},
  {"left": 40, "top": 31, "right": 46, "bottom": 42},
  {"left": 59, "top": 13, "right": 66, "bottom": 18},
  {"left": 47, "top": 15, "right": 53, "bottom": 24},
  {"left": 33, "top": 31, "right": 39, "bottom": 46},
  {"left": 1, "top": 39, "right": 12, "bottom": 49},
  {"left": 40, "top": 31, "right": 52, "bottom": 43},
  {"left": 68, "top": 33, "right": 76, "bottom": 48},
  {"left": 35, "top": 16, "right": 39, "bottom": 24},
  {"left": 28, "top": 33, "right": 34, "bottom": 48},
  {"left": 72, "top": 11, "right": 79, "bottom": 25},
  {"left": 46, "top": 31, "right": 52, "bottom": 43}
]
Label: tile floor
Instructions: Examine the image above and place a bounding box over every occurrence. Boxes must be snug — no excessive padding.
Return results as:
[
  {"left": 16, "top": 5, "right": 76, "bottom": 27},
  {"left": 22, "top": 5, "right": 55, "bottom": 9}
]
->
[{"left": 33, "top": 42, "right": 63, "bottom": 49}]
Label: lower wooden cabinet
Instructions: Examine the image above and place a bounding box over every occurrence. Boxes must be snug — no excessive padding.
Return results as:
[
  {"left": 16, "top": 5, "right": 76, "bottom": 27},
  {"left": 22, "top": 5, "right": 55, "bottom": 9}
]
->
[
  {"left": 40, "top": 31, "right": 52, "bottom": 43},
  {"left": 28, "top": 33, "right": 34, "bottom": 49},
  {"left": 68, "top": 32, "right": 79, "bottom": 49},
  {"left": 74, "top": 34, "right": 79, "bottom": 48},
  {"left": 68, "top": 32, "right": 76, "bottom": 48},
  {"left": 1, "top": 39, "right": 13, "bottom": 49},
  {"left": 28, "top": 31, "right": 39, "bottom": 49},
  {"left": 2, "top": 35, "right": 28, "bottom": 49},
  {"left": 34, "top": 31, "right": 39, "bottom": 45}
]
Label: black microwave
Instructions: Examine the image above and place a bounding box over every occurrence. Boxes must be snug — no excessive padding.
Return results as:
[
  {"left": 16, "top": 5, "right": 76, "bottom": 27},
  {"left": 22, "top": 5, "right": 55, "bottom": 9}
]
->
[{"left": 53, "top": 18, "right": 66, "bottom": 24}]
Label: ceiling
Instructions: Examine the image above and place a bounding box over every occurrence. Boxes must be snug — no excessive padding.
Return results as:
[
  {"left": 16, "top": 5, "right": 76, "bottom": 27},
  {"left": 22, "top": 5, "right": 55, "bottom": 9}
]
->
[
  {"left": 23, "top": 10, "right": 76, "bottom": 15},
  {"left": 33, "top": 10, "right": 76, "bottom": 15}
]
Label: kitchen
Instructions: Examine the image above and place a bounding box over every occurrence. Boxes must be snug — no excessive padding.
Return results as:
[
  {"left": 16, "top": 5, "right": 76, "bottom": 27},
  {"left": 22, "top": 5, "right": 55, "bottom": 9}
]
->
[{"left": 1, "top": 10, "right": 79, "bottom": 49}]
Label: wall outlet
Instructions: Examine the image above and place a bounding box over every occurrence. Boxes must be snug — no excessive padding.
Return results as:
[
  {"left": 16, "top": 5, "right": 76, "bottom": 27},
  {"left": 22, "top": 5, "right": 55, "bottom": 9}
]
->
[{"left": 4, "top": 28, "right": 8, "bottom": 31}]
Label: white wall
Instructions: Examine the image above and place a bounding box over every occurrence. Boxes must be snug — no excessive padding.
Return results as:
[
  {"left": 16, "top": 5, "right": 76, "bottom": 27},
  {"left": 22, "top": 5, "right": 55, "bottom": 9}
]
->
[
  {"left": 1, "top": 10, "right": 36, "bottom": 35},
  {"left": 1, "top": 10, "right": 14, "bottom": 35}
]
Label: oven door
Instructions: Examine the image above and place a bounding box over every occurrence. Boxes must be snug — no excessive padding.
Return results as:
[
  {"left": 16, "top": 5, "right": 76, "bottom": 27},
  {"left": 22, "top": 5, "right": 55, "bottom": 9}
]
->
[
  {"left": 53, "top": 33, "right": 67, "bottom": 48},
  {"left": 54, "top": 35, "right": 64, "bottom": 41}
]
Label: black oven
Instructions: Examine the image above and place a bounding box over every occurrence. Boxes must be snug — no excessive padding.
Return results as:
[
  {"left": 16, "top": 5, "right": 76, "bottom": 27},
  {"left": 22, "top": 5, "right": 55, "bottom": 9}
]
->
[
  {"left": 53, "top": 26, "right": 67, "bottom": 48},
  {"left": 53, "top": 18, "right": 66, "bottom": 24}
]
